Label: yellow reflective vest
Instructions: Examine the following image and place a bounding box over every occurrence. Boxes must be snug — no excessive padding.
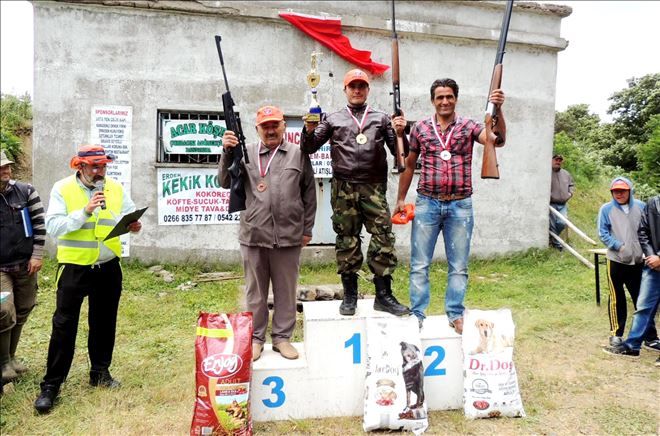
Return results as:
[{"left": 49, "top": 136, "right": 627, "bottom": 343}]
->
[{"left": 57, "top": 175, "right": 123, "bottom": 265}]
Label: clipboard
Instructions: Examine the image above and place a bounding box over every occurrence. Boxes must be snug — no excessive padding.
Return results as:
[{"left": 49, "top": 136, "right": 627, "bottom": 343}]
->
[{"left": 104, "top": 207, "right": 148, "bottom": 241}]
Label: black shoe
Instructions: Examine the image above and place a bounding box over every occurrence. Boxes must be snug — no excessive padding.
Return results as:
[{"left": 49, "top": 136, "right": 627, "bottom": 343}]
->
[
  {"left": 34, "top": 385, "right": 59, "bottom": 414},
  {"left": 602, "top": 344, "right": 640, "bottom": 359},
  {"left": 373, "top": 275, "right": 410, "bottom": 317},
  {"left": 417, "top": 317, "right": 424, "bottom": 331},
  {"left": 609, "top": 336, "right": 623, "bottom": 347},
  {"left": 339, "top": 273, "right": 358, "bottom": 316},
  {"left": 643, "top": 339, "right": 660, "bottom": 352},
  {"left": 90, "top": 370, "right": 121, "bottom": 388}
]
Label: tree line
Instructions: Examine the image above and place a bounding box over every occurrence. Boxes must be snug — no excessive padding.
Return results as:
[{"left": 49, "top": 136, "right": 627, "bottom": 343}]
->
[
  {"left": 553, "top": 73, "right": 659, "bottom": 199},
  {"left": 0, "top": 92, "right": 32, "bottom": 163}
]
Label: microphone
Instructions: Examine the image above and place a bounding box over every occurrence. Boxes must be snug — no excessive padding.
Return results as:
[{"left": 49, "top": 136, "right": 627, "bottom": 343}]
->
[{"left": 93, "top": 180, "right": 106, "bottom": 210}]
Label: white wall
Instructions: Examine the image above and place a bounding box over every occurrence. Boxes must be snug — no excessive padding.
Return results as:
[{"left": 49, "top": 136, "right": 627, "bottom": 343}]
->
[{"left": 32, "top": 0, "right": 570, "bottom": 264}]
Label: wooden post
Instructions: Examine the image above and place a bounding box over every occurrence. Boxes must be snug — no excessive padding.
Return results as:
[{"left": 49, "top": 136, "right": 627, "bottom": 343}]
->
[
  {"left": 549, "top": 231, "right": 594, "bottom": 269},
  {"left": 549, "top": 205, "right": 597, "bottom": 245}
]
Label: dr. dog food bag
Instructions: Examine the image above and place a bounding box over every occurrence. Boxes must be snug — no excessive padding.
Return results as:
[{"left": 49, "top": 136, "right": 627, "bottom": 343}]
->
[
  {"left": 462, "top": 308, "right": 525, "bottom": 419},
  {"left": 191, "top": 312, "right": 253, "bottom": 436},
  {"left": 363, "top": 316, "right": 428, "bottom": 435}
]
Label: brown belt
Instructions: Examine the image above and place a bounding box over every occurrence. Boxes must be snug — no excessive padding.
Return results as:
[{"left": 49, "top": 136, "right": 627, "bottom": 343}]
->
[{"left": 418, "top": 190, "right": 470, "bottom": 201}]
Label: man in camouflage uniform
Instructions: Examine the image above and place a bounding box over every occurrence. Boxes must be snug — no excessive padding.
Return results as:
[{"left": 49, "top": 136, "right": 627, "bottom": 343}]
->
[{"left": 302, "top": 68, "right": 410, "bottom": 316}]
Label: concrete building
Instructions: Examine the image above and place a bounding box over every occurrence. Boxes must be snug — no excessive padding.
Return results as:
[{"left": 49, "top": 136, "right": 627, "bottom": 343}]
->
[{"left": 32, "top": 0, "right": 571, "bottom": 264}]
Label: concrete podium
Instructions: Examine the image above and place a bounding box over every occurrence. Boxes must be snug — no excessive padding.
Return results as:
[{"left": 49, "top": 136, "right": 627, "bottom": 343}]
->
[{"left": 250, "top": 300, "right": 464, "bottom": 421}]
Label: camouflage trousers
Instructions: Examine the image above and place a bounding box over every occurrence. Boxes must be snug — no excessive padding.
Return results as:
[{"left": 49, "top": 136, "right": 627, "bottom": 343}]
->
[{"left": 330, "top": 178, "right": 397, "bottom": 276}]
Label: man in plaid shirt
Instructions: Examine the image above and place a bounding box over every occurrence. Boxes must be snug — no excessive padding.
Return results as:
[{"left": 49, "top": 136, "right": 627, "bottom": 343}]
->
[{"left": 394, "top": 78, "right": 506, "bottom": 334}]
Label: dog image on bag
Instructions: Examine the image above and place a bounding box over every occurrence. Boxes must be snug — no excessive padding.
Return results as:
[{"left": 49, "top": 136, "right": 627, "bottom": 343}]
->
[
  {"left": 400, "top": 341, "right": 425, "bottom": 411},
  {"left": 462, "top": 308, "right": 526, "bottom": 419},
  {"left": 470, "top": 319, "right": 514, "bottom": 355}
]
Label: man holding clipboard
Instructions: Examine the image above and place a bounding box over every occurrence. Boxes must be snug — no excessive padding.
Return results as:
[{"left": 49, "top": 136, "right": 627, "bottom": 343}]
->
[{"left": 35, "top": 145, "right": 143, "bottom": 414}]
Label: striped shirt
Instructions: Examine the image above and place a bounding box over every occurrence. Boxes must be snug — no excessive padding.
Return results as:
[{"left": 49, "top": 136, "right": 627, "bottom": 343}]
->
[{"left": 409, "top": 115, "right": 483, "bottom": 197}]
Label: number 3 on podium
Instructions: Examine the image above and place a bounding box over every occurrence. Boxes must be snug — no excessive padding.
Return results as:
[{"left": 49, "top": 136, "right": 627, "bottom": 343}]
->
[{"left": 262, "top": 376, "right": 286, "bottom": 408}]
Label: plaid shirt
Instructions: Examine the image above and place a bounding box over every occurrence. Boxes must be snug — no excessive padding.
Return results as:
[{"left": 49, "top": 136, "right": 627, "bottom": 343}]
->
[{"left": 409, "top": 115, "right": 483, "bottom": 197}]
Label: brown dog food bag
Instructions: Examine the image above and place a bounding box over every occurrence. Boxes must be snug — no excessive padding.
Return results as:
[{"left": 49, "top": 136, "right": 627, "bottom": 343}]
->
[{"left": 191, "top": 312, "right": 253, "bottom": 435}]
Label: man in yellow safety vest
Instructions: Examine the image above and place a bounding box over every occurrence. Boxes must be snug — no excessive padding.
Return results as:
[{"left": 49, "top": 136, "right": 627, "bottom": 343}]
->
[{"left": 34, "top": 144, "right": 142, "bottom": 414}]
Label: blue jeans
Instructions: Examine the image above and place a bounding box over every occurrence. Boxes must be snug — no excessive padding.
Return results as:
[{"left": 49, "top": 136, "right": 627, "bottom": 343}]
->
[
  {"left": 549, "top": 203, "right": 567, "bottom": 247},
  {"left": 624, "top": 266, "right": 660, "bottom": 351},
  {"left": 409, "top": 194, "right": 473, "bottom": 322}
]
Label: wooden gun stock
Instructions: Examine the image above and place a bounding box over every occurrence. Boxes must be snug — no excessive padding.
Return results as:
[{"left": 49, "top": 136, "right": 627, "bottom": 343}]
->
[
  {"left": 481, "top": 0, "right": 513, "bottom": 180},
  {"left": 481, "top": 64, "right": 503, "bottom": 179}
]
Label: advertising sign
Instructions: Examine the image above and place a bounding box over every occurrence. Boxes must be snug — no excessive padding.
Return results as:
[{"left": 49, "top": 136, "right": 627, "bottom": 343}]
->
[
  {"left": 90, "top": 105, "right": 133, "bottom": 255},
  {"left": 163, "top": 119, "right": 226, "bottom": 154},
  {"left": 157, "top": 167, "right": 239, "bottom": 225}
]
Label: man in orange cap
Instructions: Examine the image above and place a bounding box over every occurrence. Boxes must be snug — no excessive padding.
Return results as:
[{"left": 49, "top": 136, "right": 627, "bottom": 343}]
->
[
  {"left": 221, "top": 106, "right": 316, "bottom": 361},
  {"left": 596, "top": 177, "right": 653, "bottom": 348},
  {"left": 34, "top": 144, "right": 142, "bottom": 414},
  {"left": 302, "top": 68, "right": 410, "bottom": 318}
]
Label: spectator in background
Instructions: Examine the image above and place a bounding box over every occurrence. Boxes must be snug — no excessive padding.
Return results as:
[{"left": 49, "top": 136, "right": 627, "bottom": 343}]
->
[
  {"left": 597, "top": 177, "right": 649, "bottom": 348},
  {"left": 549, "top": 154, "right": 575, "bottom": 250},
  {"left": 1, "top": 150, "right": 46, "bottom": 386},
  {"left": 603, "top": 195, "right": 660, "bottom": 363}
]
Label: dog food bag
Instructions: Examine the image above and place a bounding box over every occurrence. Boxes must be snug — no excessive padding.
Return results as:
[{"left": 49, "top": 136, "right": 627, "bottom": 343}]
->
[
  {"left": 191, "top": 312, "right": 253, "bottom": 436},
  {"left": 462, "top": 308, "right": 525, "bottom": 419},
  {"left": 363, "top": 316, "right": 428, "bottom": 435}
]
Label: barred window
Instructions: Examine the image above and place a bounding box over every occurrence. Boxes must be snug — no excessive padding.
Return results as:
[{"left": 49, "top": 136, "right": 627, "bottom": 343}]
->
[{"left": 157, "top": 110, "right": 227, "bottom": 164}]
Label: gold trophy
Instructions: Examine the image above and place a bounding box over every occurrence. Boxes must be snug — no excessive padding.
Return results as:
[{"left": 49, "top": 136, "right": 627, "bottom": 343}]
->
[{"left": 305, "top": 52, "right": 322, "bottom": 123}]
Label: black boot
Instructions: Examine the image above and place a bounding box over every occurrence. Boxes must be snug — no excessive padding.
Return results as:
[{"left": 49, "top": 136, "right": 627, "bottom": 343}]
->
[
  {"left": 90, "top": 369, "right": 121, "bottom": 388},
  {"left": 373, "top": 275, "right": 410, "bottom": 316},
  {"left": 34, "top": 384, "right": 59, "bottom": 414},
  {"left": 339, "top": 273, "right": 358, "bottom": 316}
]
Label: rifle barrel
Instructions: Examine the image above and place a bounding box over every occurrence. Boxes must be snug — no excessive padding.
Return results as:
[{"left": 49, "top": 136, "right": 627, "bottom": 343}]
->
[
  {"left": 495, "top": 0, "right": 514, "bottom": 64},
  {"left": 215, "top": 35, "right": 231, "bottom": 92},
  {"left": 391, "top": 0, "right": 396, "bottom": 37}
]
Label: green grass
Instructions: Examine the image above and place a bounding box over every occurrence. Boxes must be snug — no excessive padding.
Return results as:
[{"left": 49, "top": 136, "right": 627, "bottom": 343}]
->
[{"left": 1, "top": 179, "right": 658, "bottom": 435}]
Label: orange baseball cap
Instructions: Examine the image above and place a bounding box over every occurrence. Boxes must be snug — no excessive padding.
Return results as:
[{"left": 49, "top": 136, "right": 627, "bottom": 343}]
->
[
  {"left": 69, "top": 144, "right": 115, "bottom": 169},
  {"left": 343, "top": 69, "right": 370, "bottom": 87},
  {"left": 610, "top": 180, "right": 630, "bottom": 191},
  {"left": 256, "top": 105, "right": 284, "bottom": 126}
]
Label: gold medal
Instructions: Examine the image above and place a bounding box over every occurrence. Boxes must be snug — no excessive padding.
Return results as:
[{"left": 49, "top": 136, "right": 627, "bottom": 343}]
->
[
  {"left": 356, "top": 133, "right": 368, "bottom": 145},
  {"left": 257, "top": 181, "right": 267, "bottom": 192}
]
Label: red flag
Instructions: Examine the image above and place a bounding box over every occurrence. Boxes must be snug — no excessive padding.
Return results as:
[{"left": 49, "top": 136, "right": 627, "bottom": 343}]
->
[{"left": 279, "top": 12, "right": 389, "bottom": 76}]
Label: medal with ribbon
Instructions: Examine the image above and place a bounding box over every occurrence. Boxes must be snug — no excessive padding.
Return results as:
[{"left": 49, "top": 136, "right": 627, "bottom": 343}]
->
[
  {"left": 347, "top": 105, "right": 370, "bottom": 145},
  {"left": 256, "top": 142, "right": 281, "bottom": 192},
  {"left": 431, "top": 114, "right": 458, "bottom": 161}
]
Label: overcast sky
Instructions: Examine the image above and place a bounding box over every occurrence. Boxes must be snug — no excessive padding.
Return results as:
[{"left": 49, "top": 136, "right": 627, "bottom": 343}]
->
[{"left": 1, "top": 1, "right": 659, "bottom": 122}]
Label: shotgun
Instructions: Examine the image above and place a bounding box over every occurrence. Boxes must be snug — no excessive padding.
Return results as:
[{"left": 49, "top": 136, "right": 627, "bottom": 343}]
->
[
  {"left": 391, "top": 0, "right": 406, "bottom": 173},
  {"left": 481, "top": 0, "right": 513, "bottom": 180},
  {"left": 215, "top": 35, "right": 249, "bottom": 213}
]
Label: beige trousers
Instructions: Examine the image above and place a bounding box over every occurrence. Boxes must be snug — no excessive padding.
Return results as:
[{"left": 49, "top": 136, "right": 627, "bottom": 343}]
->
[{"left": 240, "top": 245, "right": 301, "bottom": 345}]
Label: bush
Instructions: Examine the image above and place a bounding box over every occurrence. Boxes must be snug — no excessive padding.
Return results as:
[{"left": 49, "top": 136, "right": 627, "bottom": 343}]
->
[
  {"left": 0, "top": 132, "right": 22, "bottom": 161},
  {"left": 633, "top": 114, "right": 660, "bottom": 195},
  {"left": 553, "top": 132, "right": 602, "bottom": 185}
]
